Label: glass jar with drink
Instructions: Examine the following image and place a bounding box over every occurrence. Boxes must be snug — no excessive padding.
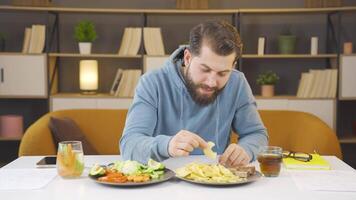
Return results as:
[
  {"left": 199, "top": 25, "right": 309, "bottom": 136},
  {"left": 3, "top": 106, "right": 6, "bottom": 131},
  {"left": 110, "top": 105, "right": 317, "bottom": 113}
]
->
[{"left": 57, "top": 141, "right": 84, "bottom": 178}]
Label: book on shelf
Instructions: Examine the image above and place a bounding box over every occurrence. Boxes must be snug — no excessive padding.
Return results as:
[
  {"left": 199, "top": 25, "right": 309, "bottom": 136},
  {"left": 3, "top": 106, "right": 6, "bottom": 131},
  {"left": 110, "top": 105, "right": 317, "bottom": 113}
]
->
[
  {"left": 296, "top": 72, "right": 308, "bottom": 97},
  {"left": 110, "top": 68, "right": 123, "bottom": 95},
  {"left": 118, "top": 27, "right": 142, "bottom": 56},
  {"left": 257, "top": 37, "right": 265, "bottom": 56},
  {"left": 328, "top": 69, "right": 338, "bottom": 98},
  {"left": 114, "top": 69, "right": 141, "bottom": 97},
  {"left": 283, "top": 153, "right": 331, "bottom": 170},
  {"left": 28, "top": 24, "right": 46, "bottom": 53},
  {"left": 296, "top": 69, "right": 337, "bottom": 98},
  {"left": 22, "top": 27, "right": 32, "bottom": 53},
  {"left": 143, "top": 27, "right": 165, "bottom": 56}
]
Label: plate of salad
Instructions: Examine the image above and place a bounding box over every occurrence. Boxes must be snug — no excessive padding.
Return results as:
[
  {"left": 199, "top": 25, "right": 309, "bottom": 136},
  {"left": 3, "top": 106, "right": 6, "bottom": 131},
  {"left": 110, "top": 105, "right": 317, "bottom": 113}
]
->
[{"left": 89, "top": 159, "right": 175, "bottom": 187}]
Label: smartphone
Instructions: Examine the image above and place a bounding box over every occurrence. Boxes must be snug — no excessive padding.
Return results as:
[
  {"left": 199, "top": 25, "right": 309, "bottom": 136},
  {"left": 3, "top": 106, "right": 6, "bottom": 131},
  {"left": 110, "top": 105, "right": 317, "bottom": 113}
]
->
[{"left": 36, "top": 156, "right": 57, "bottom": 168}]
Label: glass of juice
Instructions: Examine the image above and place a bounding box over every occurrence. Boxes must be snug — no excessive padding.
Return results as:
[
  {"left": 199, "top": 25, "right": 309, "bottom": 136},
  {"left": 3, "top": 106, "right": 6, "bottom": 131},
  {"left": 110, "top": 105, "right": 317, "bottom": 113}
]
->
[
  {"left": 57, "top": 141, "right": 84, "bottom": 178},
  {"left": 257, "top": 146, "right": 283, "bottom": 177}
]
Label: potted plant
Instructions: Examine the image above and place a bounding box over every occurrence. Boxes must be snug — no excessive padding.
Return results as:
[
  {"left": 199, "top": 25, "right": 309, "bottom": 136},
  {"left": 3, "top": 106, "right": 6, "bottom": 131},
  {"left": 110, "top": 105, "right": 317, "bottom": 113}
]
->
[
  {"left": 278, "top": 27, "right": 296, "bottom": 54},
  {"left": 256, "top": 71, "right": 280, "bottom": 97},
  {"left": 74, "top": 20, "right": 97, "bottom": 54},
  {"left": 0, "top": 32, "right": 6, "bottom": 52}
]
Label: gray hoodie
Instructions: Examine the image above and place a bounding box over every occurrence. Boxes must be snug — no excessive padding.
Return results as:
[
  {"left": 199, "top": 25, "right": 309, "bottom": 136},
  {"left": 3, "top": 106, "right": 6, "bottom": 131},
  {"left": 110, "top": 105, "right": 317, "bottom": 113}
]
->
[{"left": 120, "top": 47, "right": 268, "bottom": 164}]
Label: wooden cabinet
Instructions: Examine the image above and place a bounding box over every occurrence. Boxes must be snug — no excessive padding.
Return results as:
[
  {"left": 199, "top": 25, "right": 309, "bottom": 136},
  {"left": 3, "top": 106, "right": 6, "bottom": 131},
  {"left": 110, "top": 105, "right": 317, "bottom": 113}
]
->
[
  {"left": 339, "top": 55, "right": 356, "bottom": 100},
  {"left": 0, "top": 54, "right": 47, "bottom": 98}
]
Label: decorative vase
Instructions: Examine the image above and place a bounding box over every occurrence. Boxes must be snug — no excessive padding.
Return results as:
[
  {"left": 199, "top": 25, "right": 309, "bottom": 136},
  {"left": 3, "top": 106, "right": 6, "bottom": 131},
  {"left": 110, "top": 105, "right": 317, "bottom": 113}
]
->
[
  {"left": 343, "top": 42, "right": 353, "bottom": 54},
  {"left": 0, "top": 115, "right": 23, "bottom": 138},
  {"left": 278, "top": 35, "right": 296, "bottom": 54},
  {"left": 79, "top": 42, "right": 92, "bottom": 54},
  {"left": 261, "top": 85, "right": 275, "bottom": 97}
]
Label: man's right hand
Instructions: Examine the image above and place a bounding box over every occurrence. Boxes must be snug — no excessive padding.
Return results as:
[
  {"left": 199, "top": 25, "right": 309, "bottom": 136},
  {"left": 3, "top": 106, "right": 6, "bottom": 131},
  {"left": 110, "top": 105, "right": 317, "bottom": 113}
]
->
[{"left": 168, "top": 130, "right": 208, "bottom": 157}]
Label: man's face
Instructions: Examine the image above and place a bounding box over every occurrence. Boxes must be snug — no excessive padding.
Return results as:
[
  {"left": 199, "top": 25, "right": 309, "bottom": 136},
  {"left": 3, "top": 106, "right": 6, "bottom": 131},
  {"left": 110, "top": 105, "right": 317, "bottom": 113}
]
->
[{"left": 182, "top": 45, "right": 236, "bottom": 106}]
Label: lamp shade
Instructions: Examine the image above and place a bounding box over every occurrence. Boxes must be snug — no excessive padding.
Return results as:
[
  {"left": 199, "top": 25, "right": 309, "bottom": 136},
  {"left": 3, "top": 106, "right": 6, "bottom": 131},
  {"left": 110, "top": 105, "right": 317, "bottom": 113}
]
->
[{"left": 79, "top": 60, "right": 98, "bottom": 92}]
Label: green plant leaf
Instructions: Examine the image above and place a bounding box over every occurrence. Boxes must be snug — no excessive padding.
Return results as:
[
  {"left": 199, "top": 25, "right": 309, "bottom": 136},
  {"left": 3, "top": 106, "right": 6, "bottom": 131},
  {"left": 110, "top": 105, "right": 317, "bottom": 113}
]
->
[
  {"left": 74, "top": 20, "right": 97, "bottom": 42},
  {"left": 256, "top": 71, "right": 280, "bottom": 85}
]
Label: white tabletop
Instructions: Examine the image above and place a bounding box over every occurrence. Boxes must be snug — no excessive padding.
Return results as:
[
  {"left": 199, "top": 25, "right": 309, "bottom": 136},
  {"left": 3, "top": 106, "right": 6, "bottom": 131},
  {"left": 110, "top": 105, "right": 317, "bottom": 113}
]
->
[{"left": 1, "top": 155, "right": 356, "bottom": 200}]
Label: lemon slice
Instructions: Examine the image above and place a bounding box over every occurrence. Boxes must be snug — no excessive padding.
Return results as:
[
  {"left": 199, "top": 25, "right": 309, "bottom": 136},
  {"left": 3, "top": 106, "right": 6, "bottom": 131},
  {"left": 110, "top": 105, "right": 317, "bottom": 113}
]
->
[{"left": 203, "top": 141, "right": 217, "bottom": 159}]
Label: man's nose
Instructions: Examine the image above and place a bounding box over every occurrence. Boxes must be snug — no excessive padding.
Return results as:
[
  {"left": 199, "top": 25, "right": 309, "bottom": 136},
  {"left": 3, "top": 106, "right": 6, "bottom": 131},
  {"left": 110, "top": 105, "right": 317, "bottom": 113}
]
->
[{"left": 206, "top": 74, "right": 218, "bottom": 88}]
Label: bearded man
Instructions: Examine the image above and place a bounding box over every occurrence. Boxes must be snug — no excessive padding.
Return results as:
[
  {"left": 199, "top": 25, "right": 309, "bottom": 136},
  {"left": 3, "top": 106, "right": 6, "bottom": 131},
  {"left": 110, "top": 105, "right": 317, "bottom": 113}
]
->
[{"left": 120, "top": 21, "right": 268, "bottom": 167}]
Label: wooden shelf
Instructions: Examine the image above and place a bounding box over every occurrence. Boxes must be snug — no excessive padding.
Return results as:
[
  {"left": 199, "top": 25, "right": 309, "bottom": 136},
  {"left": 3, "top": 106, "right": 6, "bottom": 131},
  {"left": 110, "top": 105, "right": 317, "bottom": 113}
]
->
[
  {"left": 1, "top": 5, "right": 356, "bottom": 14},
  {"left": 339, "top": 136, "right": 356, "bottom": 144},
  {"left": 0, "top": 136, "right": 22, "bottom": 141},
  {"left": 255, "top": 95, "right": 336, "bottom": 100},
  {"left": 242, "top": 54, "right": 337, "bottom": 59},
  {"left": 51, "top": 93, "right": 133, "bottom": 99},
  {"left": 0, "top": 5, "right": 238, "bottom": 14},
  {"left": 0, "top": 52, "right": 45, "bottom": 56},
  {"left": 239, "top": 7, "right": 356, "bottom": 14},
  {"left": 339, "top": 97, "right": 356, "bottom": 101},
  {"left": 48, "top": 53, "right": 142, "bottom": 58}
]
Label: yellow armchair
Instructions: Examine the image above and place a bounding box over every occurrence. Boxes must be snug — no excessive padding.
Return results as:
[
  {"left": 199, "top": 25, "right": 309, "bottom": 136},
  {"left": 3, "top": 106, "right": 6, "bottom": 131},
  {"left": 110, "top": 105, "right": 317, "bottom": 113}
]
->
[
  {"left": 259, "top": 110, "right": 342, "bottom": 159},
  {"left": 19, "top": 109, "right": 127, "bottom": 156},
  {"left": 19, "top": 109, "right": 342, "bottom": 159}
]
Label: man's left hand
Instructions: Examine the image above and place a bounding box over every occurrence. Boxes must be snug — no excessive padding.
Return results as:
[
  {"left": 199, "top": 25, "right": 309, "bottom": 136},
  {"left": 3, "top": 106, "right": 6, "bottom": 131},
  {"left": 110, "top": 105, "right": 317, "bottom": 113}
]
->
[{"left": 219, "top": 144, "right": 250, "bottom": 167}]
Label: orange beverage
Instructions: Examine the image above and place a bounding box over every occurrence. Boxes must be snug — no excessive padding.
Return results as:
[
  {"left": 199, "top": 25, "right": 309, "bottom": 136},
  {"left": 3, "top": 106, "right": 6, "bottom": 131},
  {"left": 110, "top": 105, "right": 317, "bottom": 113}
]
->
[{"left": 57, "top": 141, "right": 84, "bottom": 178}]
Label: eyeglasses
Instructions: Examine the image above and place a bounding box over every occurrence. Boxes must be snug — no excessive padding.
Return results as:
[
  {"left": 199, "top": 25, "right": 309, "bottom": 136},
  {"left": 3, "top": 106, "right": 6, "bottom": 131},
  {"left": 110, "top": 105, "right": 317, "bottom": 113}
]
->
[{"left": 282, "top": 151, "right": 313, "bottom": 162}]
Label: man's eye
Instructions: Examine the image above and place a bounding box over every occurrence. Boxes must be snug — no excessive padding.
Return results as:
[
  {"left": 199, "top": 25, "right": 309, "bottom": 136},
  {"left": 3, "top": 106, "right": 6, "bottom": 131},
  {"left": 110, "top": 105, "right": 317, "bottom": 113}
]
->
[
  {"left": 218, "top": 73, "right": 228, "bottom": 77},
  {"left": 202, "top": 68, "right": 210, "bottom": 73}
]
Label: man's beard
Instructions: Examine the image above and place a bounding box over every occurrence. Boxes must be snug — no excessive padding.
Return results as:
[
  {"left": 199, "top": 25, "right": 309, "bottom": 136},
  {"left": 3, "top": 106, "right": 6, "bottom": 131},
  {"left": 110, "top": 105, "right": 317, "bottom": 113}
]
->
[{"left": 182, "top": 66, "right": 222, "bottom": 106}]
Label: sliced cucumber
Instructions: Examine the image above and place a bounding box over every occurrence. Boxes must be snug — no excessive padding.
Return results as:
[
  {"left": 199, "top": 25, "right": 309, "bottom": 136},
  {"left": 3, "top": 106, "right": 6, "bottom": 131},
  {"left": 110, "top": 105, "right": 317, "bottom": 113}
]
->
[{"left": 89, "top": 164, "right": 106, "bottom": 178}]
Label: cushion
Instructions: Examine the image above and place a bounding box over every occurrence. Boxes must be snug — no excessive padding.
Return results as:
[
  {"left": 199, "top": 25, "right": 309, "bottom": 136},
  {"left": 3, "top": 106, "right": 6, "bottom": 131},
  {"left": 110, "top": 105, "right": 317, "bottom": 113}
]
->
[{"left": 48, "top": 117, "right": 98, "bottom": 155}]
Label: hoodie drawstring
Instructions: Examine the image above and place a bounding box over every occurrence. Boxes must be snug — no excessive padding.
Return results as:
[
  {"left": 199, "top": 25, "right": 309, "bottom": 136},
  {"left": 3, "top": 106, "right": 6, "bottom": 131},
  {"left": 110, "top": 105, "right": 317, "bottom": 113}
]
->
[
  {"left": 180, "top": 86, "right": 184, "bottom": 130},
  {"left": 215, "top": 95, "right": 220, "bottom": 152}
]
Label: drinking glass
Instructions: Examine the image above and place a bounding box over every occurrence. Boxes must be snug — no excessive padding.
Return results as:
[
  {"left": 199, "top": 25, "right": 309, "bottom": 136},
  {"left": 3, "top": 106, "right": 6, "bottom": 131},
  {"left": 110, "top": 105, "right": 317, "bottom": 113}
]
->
[
  {"left": 257, "top": 146, "right": 283, "bottom": 177},
  {"left": 56, "top": 141, "right": 84, "bottom": 178}
]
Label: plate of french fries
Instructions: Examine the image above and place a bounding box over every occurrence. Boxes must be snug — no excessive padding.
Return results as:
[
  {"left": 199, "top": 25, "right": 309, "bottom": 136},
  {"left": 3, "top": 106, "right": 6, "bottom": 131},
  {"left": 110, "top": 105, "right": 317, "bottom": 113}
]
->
[
  {"left": 174, "top": 141, "right": 261, "bottom": 186},
  {"left": 175, "top": 162, "right": 261, "bottom": 186}
]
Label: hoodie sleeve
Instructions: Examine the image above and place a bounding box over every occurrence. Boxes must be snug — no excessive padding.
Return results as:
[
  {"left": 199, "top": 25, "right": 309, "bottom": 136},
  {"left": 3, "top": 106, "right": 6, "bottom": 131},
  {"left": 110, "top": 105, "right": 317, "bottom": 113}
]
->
[
  {"left": 119, "top": 74, "right": 172, "bottom": 164},
  {"left": 232, "top": 73, "right": 268, "bottom": 162}
]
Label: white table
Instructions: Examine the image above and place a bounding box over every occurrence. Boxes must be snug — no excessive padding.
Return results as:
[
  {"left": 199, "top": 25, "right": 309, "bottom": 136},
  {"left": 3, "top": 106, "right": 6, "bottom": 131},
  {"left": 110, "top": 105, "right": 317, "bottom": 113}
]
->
[{"left": 1, "top": 155, "right": 356, "bottom": 200}]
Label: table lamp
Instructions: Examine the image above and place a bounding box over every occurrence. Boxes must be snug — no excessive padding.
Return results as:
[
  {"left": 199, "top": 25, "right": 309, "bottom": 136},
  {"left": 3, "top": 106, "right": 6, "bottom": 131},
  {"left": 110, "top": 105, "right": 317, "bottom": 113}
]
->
[{"left": 79, "top": 60, "right": 98, "bottom": 94}]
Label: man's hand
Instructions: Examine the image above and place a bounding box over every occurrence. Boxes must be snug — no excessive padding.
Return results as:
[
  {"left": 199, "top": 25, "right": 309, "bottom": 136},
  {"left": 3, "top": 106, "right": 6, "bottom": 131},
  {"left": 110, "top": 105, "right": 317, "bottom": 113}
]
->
[
  {"left": 219, "top": 144, "right": 250, "bottom": 167},
  {"left": 168, "top": 130, "right": 208, "bottom": 157}
]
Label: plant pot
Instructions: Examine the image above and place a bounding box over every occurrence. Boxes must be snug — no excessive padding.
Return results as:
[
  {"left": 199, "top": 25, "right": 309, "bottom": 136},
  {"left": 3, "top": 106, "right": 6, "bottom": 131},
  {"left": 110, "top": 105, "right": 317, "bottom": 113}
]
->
[
  {"left": 79, "top": 42, "right": 92, "bottom": 54},
  {"left": 278, "top": 35, "right": 296, "bottom": 54},
  {"left": 261, "top": 85, "right": 275, "bottom": 97}
]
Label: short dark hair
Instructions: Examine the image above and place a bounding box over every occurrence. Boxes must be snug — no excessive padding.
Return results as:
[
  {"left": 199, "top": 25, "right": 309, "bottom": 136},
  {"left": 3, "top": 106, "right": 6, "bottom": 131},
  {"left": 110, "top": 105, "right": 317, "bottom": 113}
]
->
[{"left": 189, "top": 21, "right": 243, "bottom": 63}]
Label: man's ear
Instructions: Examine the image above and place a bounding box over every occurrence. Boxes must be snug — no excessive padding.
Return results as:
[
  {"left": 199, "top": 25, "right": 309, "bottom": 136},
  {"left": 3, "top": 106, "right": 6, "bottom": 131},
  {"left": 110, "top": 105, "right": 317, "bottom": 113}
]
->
[{"left": 183, "top": 48, "right": 192, "bottom": 67}]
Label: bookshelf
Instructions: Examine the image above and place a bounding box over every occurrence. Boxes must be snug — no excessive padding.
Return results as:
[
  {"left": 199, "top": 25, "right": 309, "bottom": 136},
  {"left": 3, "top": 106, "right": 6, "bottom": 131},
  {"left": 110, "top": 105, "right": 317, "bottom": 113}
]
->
[
  {"left": 1, "top": 3, "right": 356, "bottom": 166},
  {"left": 48, "top": 53, "right": 142, "bottom": 58},
  {"left": 241, "top": 54, "right": 337, "bottom": 59},
  {"left": 254, "top": 95, "right": 335, "bottom": 100}
]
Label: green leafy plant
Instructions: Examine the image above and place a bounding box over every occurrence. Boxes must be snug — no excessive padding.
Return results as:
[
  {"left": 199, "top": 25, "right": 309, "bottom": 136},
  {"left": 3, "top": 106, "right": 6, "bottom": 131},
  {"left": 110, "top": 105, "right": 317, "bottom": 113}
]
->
[
  {"left": 256, "top": 71, "right": 280, "bottom": 85},
  {"left": 74, "top": 20, "right": 97, "bottom": 42}
]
